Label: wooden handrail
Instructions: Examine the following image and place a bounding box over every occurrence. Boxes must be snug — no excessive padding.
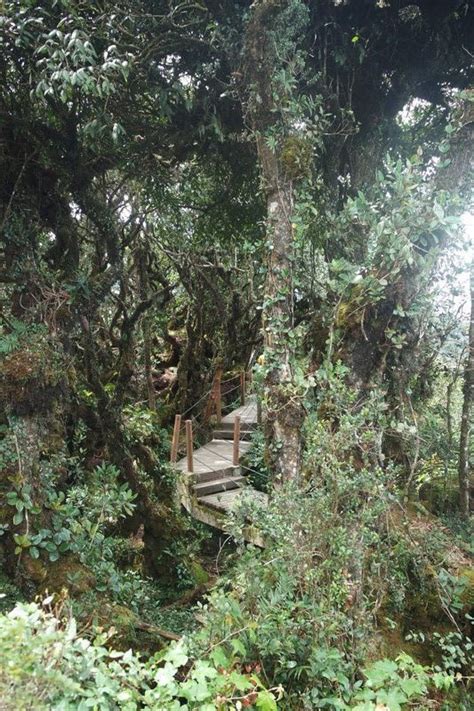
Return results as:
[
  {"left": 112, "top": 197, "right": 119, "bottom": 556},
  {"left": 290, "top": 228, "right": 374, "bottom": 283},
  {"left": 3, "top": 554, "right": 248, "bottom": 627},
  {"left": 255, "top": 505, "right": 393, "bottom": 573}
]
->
[
  {"left": 185, "top": 419, "right": 194, "bottom": 473},
  {"left": 233, "top": 415, "right": 241, "bottom": 466},
  {"left": 171, "top": 365, "right": 254, "bottom": 470}
]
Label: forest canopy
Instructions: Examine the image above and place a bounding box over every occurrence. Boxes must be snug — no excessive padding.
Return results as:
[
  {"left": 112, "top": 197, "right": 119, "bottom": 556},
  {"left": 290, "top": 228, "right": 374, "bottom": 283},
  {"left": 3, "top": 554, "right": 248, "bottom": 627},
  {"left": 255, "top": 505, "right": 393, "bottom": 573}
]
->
[{"left": 0, "top": 1, "right": 473, "bottom": 709}]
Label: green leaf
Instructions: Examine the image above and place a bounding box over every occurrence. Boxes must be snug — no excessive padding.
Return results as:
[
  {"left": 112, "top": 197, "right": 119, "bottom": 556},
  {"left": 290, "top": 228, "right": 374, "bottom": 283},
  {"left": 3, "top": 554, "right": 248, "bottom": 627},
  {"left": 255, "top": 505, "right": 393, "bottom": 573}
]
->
[
  {"left": 256, "top": 690, "right": 277, "bottom": 711},
  {"left": 376, "top": 687, "right": 407, "bottom": 711},
  {"left": 13, "top": 510, "right": 24, "bottom": 525},
  {"left": 155, "top": 662, "right": 177, "bottom": 685},
  {"left": 363, "top": 659, "right": 398, "bottom": 688},
  {"left": 399, "top": 676, "right": 425, "bottom": 697},
  {"left": 209, "top": 646, "right": 230, "bottom": 669},
  {"left": 433, "top": 202, "right": 444, "bottom": 220},
  {"left": 164, "top": 640, "right": 189, "bottom": 668},
  {"left": 230, "top": 638, "right": 247, "bottom": 658}
]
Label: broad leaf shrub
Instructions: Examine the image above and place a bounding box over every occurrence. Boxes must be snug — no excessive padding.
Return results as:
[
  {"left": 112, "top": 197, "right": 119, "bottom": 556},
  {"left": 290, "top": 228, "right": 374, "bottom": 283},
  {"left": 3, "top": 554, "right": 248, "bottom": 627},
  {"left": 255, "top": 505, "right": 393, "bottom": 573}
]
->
[
  {"left": 0, "top": 598, "right": 463, "bottom": 710},
  {"left": 241, "top": 430, "right": 270, "bottom": 493},
  {"left": 0, "top": 600, "right": 281, "bottom": 710},
  {"left": 196, "top": 378, "right": 472, "bottom": 709},
  {"left": 194, "top": 488, "right": 469, "bottom": 709}
]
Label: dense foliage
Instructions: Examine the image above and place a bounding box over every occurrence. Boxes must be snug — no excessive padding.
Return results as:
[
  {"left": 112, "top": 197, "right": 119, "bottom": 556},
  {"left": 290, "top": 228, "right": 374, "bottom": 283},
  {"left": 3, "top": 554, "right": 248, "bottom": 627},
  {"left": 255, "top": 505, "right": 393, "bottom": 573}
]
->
[{"left": 0, "top": 0, "right": 473, "bottom": 709}]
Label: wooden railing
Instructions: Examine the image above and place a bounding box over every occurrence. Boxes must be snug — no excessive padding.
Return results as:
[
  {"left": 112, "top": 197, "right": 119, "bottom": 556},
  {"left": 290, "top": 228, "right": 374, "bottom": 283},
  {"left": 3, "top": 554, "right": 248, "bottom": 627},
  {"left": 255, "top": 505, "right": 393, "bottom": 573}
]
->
[{"left": 169, "top": 368, "right": 249, "bottom": 471}]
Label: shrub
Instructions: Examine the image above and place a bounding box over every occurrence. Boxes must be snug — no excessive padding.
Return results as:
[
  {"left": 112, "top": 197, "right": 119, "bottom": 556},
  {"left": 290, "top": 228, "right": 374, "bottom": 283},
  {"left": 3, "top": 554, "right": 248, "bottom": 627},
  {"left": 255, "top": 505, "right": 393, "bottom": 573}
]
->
[{"left": 0, "top": 600, "right": 281, "bottom": 710}]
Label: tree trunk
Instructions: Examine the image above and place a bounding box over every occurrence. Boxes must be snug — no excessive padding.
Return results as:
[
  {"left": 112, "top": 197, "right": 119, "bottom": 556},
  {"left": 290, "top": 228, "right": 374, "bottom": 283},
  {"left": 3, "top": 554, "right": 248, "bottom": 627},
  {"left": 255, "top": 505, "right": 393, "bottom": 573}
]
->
[
  {"left": 258, "top": 140, "right": 304, "bottom": 483},
  {"left": 137, "top": 248, "right": 156, "bottom": 410},
  {"left": 459, "top": 262, "right": 473, "bottom": 518},
  {"left": 241, "top": 0, "right": 306, "bottom": 484}
]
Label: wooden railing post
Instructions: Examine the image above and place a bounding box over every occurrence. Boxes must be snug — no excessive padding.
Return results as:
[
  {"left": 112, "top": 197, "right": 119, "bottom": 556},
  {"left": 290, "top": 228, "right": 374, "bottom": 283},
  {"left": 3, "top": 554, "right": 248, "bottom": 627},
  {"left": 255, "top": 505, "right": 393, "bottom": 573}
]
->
[
  {"left": 240, "top": 371, "right": 246, "bottom": 406},
  {"left": 215, "top": 367, "right": 222, "bottom": 425},
  {"left": 257, "top": 398, "right": 262, "bottom": 425},
  {"left": 170, "top": 414, "right": 182, "bottom": 463},
  {"left": 185, "top": 419, "right": 194, "bottom": 473},
  {"left": 233, "top": 415, "right": 241, "bottom": 466}
]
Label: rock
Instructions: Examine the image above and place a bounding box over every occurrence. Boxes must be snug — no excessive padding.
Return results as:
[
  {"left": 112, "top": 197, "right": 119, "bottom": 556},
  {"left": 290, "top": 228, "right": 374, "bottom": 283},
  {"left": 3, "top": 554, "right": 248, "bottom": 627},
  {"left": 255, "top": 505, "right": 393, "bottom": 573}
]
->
[
  {"left": 23, "top": 554, "right": 48, "bottom": 584},
  {"left": 41, "top": 558, "right": 96, "bottom": 596},
  {"left": 188, "top": 559, "right": 210, "bottom": 586}
]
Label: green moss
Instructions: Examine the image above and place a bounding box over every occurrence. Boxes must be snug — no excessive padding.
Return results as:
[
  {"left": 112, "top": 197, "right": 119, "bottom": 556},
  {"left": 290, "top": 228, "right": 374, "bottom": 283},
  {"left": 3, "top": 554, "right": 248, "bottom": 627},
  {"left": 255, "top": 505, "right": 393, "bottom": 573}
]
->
[
  {"left": 41, "top": 558, "right": 96, "bottom": 596},
  {"left": 335, "top": 301, "right": 350, "bottom": 328},
  {"left": 92, "top": 602, "right": 140, "bottom": 650},
  {"left": 0, "top": 332, "right": 65, "bottom": 413},
  {"left": 280, "top": 135, "right": 313, "bottom": 179},
  {"left": 23, "top": 555, "right": 48, "bottom": 585},
  {"left": 188, "top": 559, "right": 209, "bottom": 586},
  {"left": 369, "top": 624, "right": 433, "bottom": 666},
  {"left": 458, "top": 566, "right": 474, "bottom": 610}
]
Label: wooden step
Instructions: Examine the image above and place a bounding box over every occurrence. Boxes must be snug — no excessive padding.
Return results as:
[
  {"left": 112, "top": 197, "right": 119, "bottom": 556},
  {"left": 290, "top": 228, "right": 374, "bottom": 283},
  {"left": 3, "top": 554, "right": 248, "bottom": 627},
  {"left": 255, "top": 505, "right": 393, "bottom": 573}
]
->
[
  {"left": 190, "top": 465, "right": 240, "bottom": 484},
  {"left": 216, "top": 420, "right": 258, "bottom": 432},
  {"left": 192, "top": 475, "right": 246, "bottom": 496},
  {"left": 212, "top": 429, "right": 254, "bottom": 441}
]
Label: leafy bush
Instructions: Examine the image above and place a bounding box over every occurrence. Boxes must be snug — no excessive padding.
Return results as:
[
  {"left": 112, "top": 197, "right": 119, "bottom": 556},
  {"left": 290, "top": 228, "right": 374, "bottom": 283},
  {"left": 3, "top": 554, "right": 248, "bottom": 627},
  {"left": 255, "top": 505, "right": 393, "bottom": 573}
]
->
[
  {"left": 242, "top": 430, "right": 270, "bottom": 492},
  {"left": 1, "top": 460, "right": 136, "bottom": 565},
  {"left": 350, "top": 653, "right": 455, "bottom": 711},
  {"left": 197, "top": 470, "right": 471, "bottom": 709},
  {"left": 0, "top": 600, "right": 281, "bottom": 710}
]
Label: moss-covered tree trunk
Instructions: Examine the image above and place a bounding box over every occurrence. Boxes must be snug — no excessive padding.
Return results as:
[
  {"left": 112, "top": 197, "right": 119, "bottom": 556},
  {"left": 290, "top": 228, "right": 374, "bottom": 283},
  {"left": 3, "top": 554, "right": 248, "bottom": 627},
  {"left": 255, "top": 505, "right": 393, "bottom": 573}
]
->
[
  {"left": 137, "top": 247, "right": 156, "bottom": 410},
  {"left": 257, "top": 139, "right": 304, "bottom": 483},
  {"left": 241, "top": 0, "right": 306, "bottom": 484}
]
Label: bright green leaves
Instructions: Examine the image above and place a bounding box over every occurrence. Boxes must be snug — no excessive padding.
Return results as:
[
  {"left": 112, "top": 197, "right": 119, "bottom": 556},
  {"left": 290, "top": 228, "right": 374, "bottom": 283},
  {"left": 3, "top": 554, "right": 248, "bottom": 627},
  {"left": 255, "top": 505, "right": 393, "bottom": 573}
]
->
[
  {"left": 350, "top": 653, "right": 441, "bottom": 711},
  {"left": 363, "top": 658, "right": 400, "bottom": 687},
  {"left": 0, "top": 606, "right": 280, "bottom": 709},
  {"left": 255, "top": 689, "right": 278, "bottom": 710},
  {"left": 3, "top": 460, "right": 136, "bottom": 564},
  {"left": 34, "top": 27, "right": 131, "bottom": 104}
]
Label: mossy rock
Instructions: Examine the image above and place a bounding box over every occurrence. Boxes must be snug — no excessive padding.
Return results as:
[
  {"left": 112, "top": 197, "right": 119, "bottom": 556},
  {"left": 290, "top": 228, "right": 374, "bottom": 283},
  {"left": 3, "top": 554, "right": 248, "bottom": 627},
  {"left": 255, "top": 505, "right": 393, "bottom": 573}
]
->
[
  {"left": 368, "top": 624, "right": 433, "bottom": 666},
  {"left": 187, "top": 559, "right": 209, "bottom": 586},
  {"left": 41, "top": 558, "right": 96, "bottom": 596},
  {"left": 23, "top": 554, "right": 48, "bottom": 585},
  {"left": 91, "top": 602, "right": 141, "bottom": 650},
  {"left": 105, "top": 603, "right": 137, "bottom": 647},
  {"left": 73, "top": 597, "right": 165, "bottom": 654}
]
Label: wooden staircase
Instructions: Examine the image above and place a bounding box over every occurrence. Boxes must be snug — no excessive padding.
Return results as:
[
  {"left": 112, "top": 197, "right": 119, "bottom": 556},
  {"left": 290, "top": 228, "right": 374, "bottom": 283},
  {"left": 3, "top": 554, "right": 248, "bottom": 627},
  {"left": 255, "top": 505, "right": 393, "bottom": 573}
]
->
[{"left": 174, "top": 396, "right": 267, "bottom": 544}]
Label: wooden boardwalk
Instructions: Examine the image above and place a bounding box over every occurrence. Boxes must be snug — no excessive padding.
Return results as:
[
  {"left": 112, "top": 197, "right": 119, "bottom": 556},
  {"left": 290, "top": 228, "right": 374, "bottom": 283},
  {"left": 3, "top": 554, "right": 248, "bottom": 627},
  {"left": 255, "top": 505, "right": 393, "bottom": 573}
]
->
[{"left": 175, "top": 396, "right": 267, "bottom": 544}]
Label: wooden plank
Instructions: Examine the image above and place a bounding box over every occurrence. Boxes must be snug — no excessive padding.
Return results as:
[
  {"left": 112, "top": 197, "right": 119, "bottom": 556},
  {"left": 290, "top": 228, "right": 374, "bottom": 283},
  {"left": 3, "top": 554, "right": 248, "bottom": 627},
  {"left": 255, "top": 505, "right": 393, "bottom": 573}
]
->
[
  {"left": 233, "top": 415, "right": 241, "bottom": 465},
  {"left": 185, "top": 419, "right": 193, "bottom": 473},
  {"left": 220, "top": 395, "right": 258, "bottom": 428},
  {"left": 199, "top": 488, "right": 268, "bottom": 514},
  {"left": 199, "top": 489, "right": 243, "bottom": 512},
  {"left": 176, "top": 439, "right": 250, "bottom": 474}
]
